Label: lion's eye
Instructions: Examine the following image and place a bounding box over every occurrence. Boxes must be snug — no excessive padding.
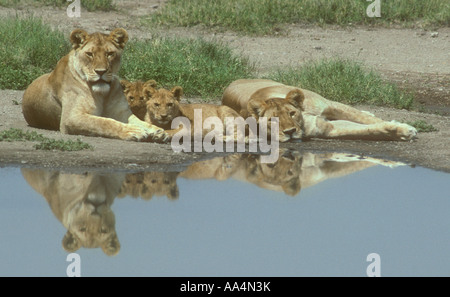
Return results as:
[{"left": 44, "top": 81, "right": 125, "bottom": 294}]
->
[
  {"left": 139, "top": 96, "right": 144, "bottom": 101},
  {"left": 106, "top": 51, "right": 115, "bottom": 57},
  {"left": 154, "top": 103, "right": 160, "bottom": 107},
  {"left": 100, "top": 227, "right": 108, "bottom": 234},
  {"left": 290, "top": 111, "right": 296, "bottom": 118},
  {"left": 167, "top": 103, "right": 173, "bottom": 107},
  {"left": 129, "top": 96, "right": 134, "bottom": 101},
  {"left": 85, "top": 52, "right": 93, "bottom": 58},
  {"left": 79, "top": 227, "right": 87, "bottom": 232}
]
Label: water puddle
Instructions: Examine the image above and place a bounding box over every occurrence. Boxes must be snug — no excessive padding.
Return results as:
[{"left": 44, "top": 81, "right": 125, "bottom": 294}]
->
[{"left": 0, "top": 150, "right": 449, "bottom": 276}]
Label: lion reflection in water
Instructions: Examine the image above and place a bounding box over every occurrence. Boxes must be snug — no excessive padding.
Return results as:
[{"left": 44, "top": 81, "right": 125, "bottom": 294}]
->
[
  {"left": 21, "top": 170, "right": 124, "bottom": 256},
  {"left": 22, "top": 150, "right": 403, "bottom": 255},
  {"left": 179, "top": 150, "right": 404, "bottom": 196}
]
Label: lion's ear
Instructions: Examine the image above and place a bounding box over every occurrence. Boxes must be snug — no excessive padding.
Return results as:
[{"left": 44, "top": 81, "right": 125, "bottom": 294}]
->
[
  {"left": 167, "top": 185, "right": 179, "bottom": 200},
  {"left": 70, "top": 29, "right": 89, "bottom": 49},
  {"left": 144, "top": 86, "right": 157, "bottom": 98},
  {"left": 102, "top": 235, "right": 120, "bottom": 256},
  {"left": 62, "top": 231, "right": 80, "bottom": 252},
  {"left": 109, "top": 28, "right": 129, "bottom": 49},
  {"left": 171, "top": 86, "right": 183, "bottom": 101},
  {"left": 282, "top": 178, "right": 301, "bottom": 196},
  {"left": 144, "top": 80, "right": 157, "bottom": 88},
  {"left": 248, "top": 99, "right": 265, "bottom": 118},
  {"left": 120, "top": 80, "right": 131, "bottom": 90},
  {"left": 286, "top": 89, "right": 305, "bottom": 111}
]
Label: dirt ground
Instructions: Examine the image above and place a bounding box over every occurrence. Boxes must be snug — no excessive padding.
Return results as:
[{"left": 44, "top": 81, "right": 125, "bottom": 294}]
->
[{"left": 0, "top": 1, "right": 449, "bottom": 173}]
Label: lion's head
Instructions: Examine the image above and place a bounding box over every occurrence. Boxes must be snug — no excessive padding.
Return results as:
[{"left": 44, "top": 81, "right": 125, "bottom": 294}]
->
[
  {"left": 62, "top": 198, "right": 120, "bottom": 256},
  {"left": 245, "top": 149, "right": 302, "bottom": 196},
  {"left": 141, "top": 172, "right": 180, "bottom": 200},
  {"left": 248, "top": 89, "right": 304, "bottom": 142},
  {"left": 145, "top": 86, "right": 184, "bottom": 130},
  {"left": 121, "top": 79, "right": 157, "bottom": 120},
  {"left": 70, "top": 28, "right": 128, "bottom": 94}
]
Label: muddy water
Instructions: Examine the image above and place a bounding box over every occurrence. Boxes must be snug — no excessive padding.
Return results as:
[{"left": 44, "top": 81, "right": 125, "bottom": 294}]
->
[{"left": 0, "top": 150, "right": 449, "bottom": 276}]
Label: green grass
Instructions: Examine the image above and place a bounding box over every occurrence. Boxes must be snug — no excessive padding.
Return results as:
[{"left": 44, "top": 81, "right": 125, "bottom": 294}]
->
[
  {"left": 146, "top": 0, "right": 450, "bottom": 35},
  {"left": 267, "top": 58, "right": 414, "bottom": 109},
  {"left": 0, "top": 0, "right": 115, "bottom": 11},
  {"left": 405, "top": 120, "right": 438, "bottom": 132},
  {"left": 34, "top": 138, "right": 93, "bottom": 151},
  {"left": 0, "top": 16, "right": 419, "bottom": 110},
  {"left": 0, "top": 128, "right": 93, "bottom": 151},
  {"left": 119, "top": 37, "right": 254, "bottom": 99},
  {"left": 0, "top": 128, "right": 46, "bottom": 142},
  {"left": 0, "top": 15, "right": 70, "bottom": 90}
]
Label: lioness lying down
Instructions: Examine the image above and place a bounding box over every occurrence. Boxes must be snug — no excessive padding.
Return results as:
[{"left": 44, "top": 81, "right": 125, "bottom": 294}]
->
[
  {"left": 222, "top": 79, "right": 418, "bottom": 142},
  {"left": 144, "top": 85, "right": 242, "bottom": 139},
  {"left": 22, "top": 28, "right": 168, "bottom": 142}
]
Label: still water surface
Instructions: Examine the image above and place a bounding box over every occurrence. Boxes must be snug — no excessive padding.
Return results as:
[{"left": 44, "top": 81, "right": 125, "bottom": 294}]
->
[{"left": 0, "top": 150, "right": 449, "bottom": 276}]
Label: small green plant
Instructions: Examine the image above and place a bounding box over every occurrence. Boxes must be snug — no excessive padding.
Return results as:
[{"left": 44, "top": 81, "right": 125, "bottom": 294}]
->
[
  {"left": 120, "top": 37, "right": 254, "bottom": 99},
  {"left": 0, "top": 128, "right": 46, "bottom": 142},
  {"left": 405, "top": 120, "right": 438, "bottom": 132},
  {"left": 34, "top": 138, "right": 93, "bottom": 151},
  {"left": 267, "top": 58, "right": 414, "bottom": 109},
  {"left": 0, "top": 128, "right": 93, "bottom": 151}
]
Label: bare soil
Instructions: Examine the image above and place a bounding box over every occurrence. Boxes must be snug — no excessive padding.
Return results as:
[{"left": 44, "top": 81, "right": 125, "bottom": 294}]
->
[{"left": 0, "top": 1, "right": 449, "bottom": 173}]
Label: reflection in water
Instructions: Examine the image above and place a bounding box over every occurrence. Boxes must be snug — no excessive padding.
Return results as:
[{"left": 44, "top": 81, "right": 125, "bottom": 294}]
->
[{"left": 21, "top": 150, "right": 405, "bottom": 255}]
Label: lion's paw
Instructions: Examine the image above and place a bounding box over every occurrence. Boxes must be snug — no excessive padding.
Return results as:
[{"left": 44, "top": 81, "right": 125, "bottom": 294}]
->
[
  {"left": 123, "top": 125, "right": 152, "bottom": 141},
  {"left": 389, "top": 121, "right": 418, "bottom": 141},
  {"left": 143, "top": 125, "right": 171, "bottom": 143}
]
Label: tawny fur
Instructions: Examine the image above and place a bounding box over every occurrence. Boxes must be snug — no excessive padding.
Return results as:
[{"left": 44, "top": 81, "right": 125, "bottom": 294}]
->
[
  {"left": 222, "top": 79, "right": 417, "bottom": 141},
  {"left": 22, "top": 28, "right": 168, "bottom": 142}
]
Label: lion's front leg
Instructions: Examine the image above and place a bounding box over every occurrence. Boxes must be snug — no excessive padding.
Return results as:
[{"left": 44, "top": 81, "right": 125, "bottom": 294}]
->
[
  {"left": 314, "top": 117, "right": 417, "bottom": 141},
  {"left": 62, "top": 113, "right": 157, "bottom": 141}
]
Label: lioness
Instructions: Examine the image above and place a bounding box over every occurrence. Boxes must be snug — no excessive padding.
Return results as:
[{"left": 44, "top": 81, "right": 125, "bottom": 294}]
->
[
  {"left": 121, "top": 79, "right": 157, "bottom": 120},
  {"left": 222, "top": 79, "right": 417, "bottom": 141},
  {"left": 144, "top": 85, "right": 242, "bottom": 139},
  {"left": 21, "top": 169, "right": 124, "bottom": 256},
  {"left": 22, "top": 28, "right": 168, "bottom": 142}
]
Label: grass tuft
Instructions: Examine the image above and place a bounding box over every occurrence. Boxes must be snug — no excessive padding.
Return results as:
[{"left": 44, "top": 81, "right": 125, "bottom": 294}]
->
[
  {"left": 0, "top": 128, "right": 93, "bottom": 151},
  {"left": 146, "top": 0, "right": 450, "bottom": 35},
  {"left": 34, "top": 138, "right": 93, "bottom": 151},
  {"left": 267, "top": 58, "right": 414, "bottom": 109},
  {"left": 120, "top": 37, "right": 254, "bottom": 99},
  {"left": 0, "top": 0, "right": 115, "bottom": 11},
  {"left": 0, "top": 15, "right": 70, "bottom": 90},
  {"left": 405, "top": 120, "right": 438, "bottom": 132}
]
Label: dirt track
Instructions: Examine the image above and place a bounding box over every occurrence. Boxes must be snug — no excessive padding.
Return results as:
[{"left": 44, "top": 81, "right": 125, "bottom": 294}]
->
[{"left": 0, "top": 1, "right": 449, "bottom": 172}]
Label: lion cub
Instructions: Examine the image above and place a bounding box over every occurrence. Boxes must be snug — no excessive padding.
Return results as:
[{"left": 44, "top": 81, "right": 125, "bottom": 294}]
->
[
  {"left": 121, "top": 79, "right": 157, "bottom": 120},
  {"left": 144, "top": 86, "right": 242, "bottom": 140}
]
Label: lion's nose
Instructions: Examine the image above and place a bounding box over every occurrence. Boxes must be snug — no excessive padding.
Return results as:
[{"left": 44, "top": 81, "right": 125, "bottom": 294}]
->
[
  {"left": 283, "top": 127, "right": 296, "bottom": 136},
  {"left": 95, "top": 69, "right": 107, "bottom": 76}
]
